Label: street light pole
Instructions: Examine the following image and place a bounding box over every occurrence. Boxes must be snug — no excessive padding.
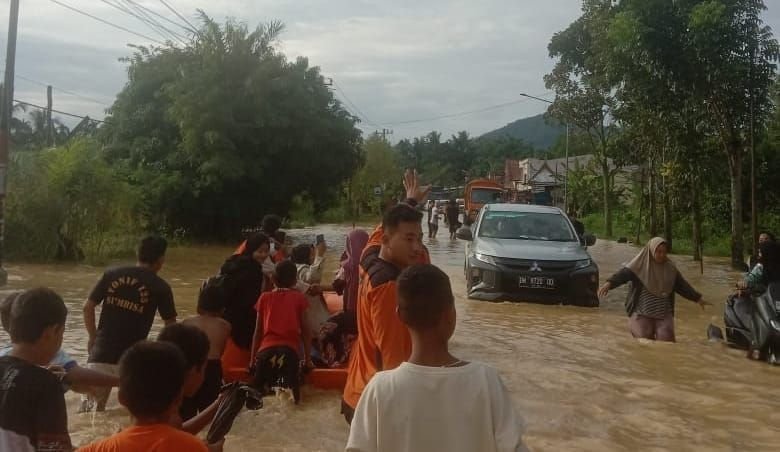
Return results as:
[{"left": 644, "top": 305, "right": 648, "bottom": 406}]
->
[{"left": 519, "top": 93, "right": 568, "bottom": 212}]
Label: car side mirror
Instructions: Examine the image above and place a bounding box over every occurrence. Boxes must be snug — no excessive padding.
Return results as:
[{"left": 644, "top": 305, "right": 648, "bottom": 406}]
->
[
  {"left": 583, "top": 233, "right": 597, "bottom": 247},
  {"left": 456, "top": 226, "right": 473, "bottom": 241}
]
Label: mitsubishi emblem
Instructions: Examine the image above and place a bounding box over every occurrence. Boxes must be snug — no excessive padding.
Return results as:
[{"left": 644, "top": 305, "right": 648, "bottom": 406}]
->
[{"left": 529, "top": 262, "right": 542, "bottom": 272}]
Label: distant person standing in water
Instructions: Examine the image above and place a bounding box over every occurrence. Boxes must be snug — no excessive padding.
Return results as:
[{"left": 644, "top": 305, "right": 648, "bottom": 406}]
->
[
  {"left": 426, "top": 200, "right": 435, "bottom": 238},
  {"left": 82, "top": 236, "right": 177, "bottom": 411},
  {"left": 446, "top": 199, "right": 460, "bottom": 239},
  {"left": 429, "top": 202, "right": 440, "bottom": 239},
  {"left": 598, "top": 237, "right": 709, "bottom": 342}
]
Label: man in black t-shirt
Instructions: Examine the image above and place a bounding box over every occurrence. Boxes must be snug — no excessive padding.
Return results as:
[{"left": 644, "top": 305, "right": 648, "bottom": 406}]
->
[
  {"left": 81, "top": 236, "right": 177, "bottom": 412},
  {"left": 0, "top": 288, "right": 72, "bottom": 451}
]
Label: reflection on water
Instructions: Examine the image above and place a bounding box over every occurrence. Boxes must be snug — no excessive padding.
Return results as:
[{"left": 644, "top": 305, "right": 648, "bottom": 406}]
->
[{"left": 1, "top": 226, "right": 779, "bottom": 451}]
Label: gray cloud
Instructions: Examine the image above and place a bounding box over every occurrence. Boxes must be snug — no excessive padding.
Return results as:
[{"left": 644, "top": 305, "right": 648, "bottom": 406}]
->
[{"left": 3, "top": 0, "right": 779, "bottom": 140}]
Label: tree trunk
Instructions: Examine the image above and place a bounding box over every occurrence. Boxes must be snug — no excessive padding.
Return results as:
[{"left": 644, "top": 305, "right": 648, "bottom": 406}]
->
[
  {"left": 728, "top": 146, "right": 745, "bottom": 270},
  {"left": 601, "top": 160, "right": 612, "bottom": 237},
  {"left": 636, "top": 167, "right": 644, "bottom": 245},
  {"left": 663, "top": 178, "right": 673, "bottom": 252},
  {"left": 692, "top": 179, "right": 702, "bottom": 261},
  {"left": 649, "top": 158, "right": 657, "bottom": 237}
]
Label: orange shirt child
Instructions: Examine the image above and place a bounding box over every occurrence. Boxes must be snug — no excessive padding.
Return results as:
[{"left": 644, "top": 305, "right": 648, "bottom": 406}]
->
[{"left": 79, "top": 424, "right": 207, "bottom": 452}]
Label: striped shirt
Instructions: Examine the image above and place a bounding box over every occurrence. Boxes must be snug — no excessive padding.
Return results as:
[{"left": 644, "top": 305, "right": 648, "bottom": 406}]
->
[{"left": 635, "top": 288, "right": 671, "bottom": 319}]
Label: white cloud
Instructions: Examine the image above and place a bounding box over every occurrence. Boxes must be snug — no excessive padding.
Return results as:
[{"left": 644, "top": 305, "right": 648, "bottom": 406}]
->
[{"left": 1, "top": 0, "right": 778, "bottom": 139}]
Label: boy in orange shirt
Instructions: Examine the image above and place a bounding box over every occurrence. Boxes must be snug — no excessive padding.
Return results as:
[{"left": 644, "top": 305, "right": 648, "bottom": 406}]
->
[
  {"left": 250, "top": 260, "right": 311, "bottom": 404},
  {"left": 79, "top": 340, "right": 208, "bottom": 452},
  {"left": 341, "top": 202, "right": 425, "bottom": 424}
]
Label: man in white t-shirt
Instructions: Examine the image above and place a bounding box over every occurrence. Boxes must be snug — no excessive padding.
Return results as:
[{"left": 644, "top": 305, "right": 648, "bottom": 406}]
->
[
  {"left": 346, "top": 264, "right": 527, "bottom": 452},
  {"left": 429, "top": 203, "right": 440, "bottom": 239}
]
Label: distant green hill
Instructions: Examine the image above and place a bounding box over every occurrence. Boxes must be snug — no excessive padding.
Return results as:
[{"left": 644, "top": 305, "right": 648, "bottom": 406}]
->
[{"left": 480, "top": 113, "right": 565, "bottom": 149}]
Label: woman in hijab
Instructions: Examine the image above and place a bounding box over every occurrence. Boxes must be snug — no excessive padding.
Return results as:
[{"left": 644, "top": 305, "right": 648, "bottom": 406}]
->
[
  {"left": 315, "top": 229, "right": 369, "bottom": 368},
  {"left": 220, "top": 233, "right": 271, "bottom": 372},
  {"left": 739, "top": 240, "right": 780, "bottom": 292},
  {"left": 334, "top": 229, "right": 370, "bottom": 313},
  {"left": 598, "top": 237, "right": 709, "bottom": 341}
]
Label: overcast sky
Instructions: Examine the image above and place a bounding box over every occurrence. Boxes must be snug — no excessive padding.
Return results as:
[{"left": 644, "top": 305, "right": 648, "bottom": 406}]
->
[{"left": 2, "top": 0, "right": 779, "bottom": 141}]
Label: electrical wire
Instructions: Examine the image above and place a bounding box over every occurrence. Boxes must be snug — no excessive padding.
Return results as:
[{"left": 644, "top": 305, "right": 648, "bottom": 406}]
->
[
  {"left": 14, "top": 72, "right": 110, "bottom": 107},
  {"left": 158, "top": 0, "right": 199, "bottom": 34},
  {"left": 125, "top": 0, "right": 196, "bottom": 34},
  {"left": 114, "top": 0, "right": 189, "bottom": 45},
  {"left": 13, "top": 99, "right": 106, "bottom": 124},
  {"left": 48, "top": 0, "right": 166, "bottom": 45},
  {"left": 383, "top": 92, "right": 554, "bottom": 126},
  {"left": 100, "top": 0, "right": 185, "bottom": 45},
  {"left": 331, "top": 80, "right": 381, "bottom": 127}
]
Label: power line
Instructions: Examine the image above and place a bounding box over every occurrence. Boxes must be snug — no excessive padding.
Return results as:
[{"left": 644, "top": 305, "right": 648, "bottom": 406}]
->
[
  {"left": 383, "top": 92, "right": 554, "bottom": 126},
  {"left": 48, "top": 0, "right": 166, "bottom": 45},
  {"left": 100, "top": 0, "right": 184, "bottom": 45},
  {"left": 158, "top": 0, "right": 199, "bottom": 34},
  {"left": 14, "top": 74, "right": 110, "bottom": 107},
  {"left": 331, "top": 79, "right": 381, "bottom": 127},
  {"left": 13, "top": 100, "right": 106, "bottom": 124},
  {"left": 126, "top": 0, "right": 196, "bottom": 34},
  {"left": 114, "top": 0, "right": 188, "bottom": 45}
]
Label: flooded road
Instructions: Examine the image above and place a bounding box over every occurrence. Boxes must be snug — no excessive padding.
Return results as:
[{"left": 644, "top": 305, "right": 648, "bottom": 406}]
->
[{"left": 1, "top": 225, "right": 779, "bottom": 451}]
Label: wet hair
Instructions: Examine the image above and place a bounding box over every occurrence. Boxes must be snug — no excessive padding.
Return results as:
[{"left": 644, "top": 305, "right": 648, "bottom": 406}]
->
[
  {"left": 197, "top": 277, "right": 226, "bottom": 314},
  {"left": 397, "top": 264, "right": 454, "bottom": 330},
  {"left": 157, "top": 323, "right": 209, "bottom": 371},
  {"left": 291, "top": 244, "right": 313, "bottom": 265},
  {"left": 119, "top": 341, "right": 186, "bottom": 419},
  {"left": 262, "top": 215, "right": 282, "bottom": 235},
  {"left": 243, "top": 233, "right": 270, "bottom": 256},
  {"left": 0, "top": 291, "right": 21, "bottom": 332},
  {"left": 8, "top": 288, "right": 67, "bottom": 343},
  {"left": 382, "top": 203, "right": 423, "bottom": 232},
  {"left": 137, "top": 236, "right": 168, "bottom": 264},
  {"left": 274, "top": 260, "right": 298, "bottom": 288}
]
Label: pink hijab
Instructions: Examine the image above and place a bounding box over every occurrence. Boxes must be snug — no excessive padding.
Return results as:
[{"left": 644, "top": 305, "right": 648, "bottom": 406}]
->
[{"left": 341, "top": 229, "right": 369, "bottom": 312}]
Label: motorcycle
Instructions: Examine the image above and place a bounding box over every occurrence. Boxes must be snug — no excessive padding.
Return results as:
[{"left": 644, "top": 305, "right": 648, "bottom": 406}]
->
[{"left": 707, "top": 282, "right": 780, "bottom": 364}]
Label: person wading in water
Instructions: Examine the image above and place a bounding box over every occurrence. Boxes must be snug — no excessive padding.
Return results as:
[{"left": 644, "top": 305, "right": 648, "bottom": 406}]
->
[{"left": 598, "top": 237, "right": 710, "bottom": 342}]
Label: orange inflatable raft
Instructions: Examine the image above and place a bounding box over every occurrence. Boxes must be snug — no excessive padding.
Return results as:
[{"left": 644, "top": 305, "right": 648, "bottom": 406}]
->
[{"left": 222, "top": 292, "right": 348, "bottom": 391}]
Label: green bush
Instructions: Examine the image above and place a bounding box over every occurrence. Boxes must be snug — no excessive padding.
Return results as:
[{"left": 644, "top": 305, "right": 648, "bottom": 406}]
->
[{"left": 6, "top": 139, "right": 140, "bottom": 262}]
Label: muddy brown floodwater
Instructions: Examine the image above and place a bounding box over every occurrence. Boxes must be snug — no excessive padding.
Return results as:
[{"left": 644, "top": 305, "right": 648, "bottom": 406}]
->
[{"left": 1, "top": 225, "right": 779, "bottom": 451}]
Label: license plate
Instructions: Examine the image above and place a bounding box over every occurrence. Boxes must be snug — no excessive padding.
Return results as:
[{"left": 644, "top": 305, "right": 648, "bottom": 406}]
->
[{"left": 519, "top": 275, "right": 555, "bottom": 289}]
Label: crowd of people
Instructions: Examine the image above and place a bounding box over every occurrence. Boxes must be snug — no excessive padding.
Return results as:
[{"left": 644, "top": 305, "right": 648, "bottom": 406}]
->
[{"left": 2, "top": 168, "right": 776, "bottom": 451}]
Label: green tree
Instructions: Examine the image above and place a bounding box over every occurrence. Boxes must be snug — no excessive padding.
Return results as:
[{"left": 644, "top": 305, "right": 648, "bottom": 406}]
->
[
  {"left": 101, "top": 14, "right": 362, "bottom": 239},
  {"left": 544, "top": 0, "right": 622, "bottom": 237}
]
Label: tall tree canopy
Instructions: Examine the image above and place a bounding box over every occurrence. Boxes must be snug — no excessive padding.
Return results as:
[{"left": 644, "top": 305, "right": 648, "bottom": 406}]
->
[{"left": 100, "top": 14, "right": 362, "bottom": 239}]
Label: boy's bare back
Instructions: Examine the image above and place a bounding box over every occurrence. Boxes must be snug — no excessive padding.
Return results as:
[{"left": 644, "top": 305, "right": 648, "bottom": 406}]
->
[{"left": 182, "top": 316, "right": 231, "bottom": 360}]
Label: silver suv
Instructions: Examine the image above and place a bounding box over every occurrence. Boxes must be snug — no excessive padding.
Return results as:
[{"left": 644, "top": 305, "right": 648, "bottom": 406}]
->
[{"left": 457, "top": 203, "right": 599, "bottom": 307}]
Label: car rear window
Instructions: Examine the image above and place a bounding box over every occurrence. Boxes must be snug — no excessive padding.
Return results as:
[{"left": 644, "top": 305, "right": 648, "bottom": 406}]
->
[{"left": 478, "top": 211, "right": 576, "bottom": 242}]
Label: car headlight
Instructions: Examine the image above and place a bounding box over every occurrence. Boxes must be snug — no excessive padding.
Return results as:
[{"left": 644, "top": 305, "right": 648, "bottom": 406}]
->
[
  {"left": 575, "top": 259, "right": 592, "bottom": 269},
  {"left": 474, "top": 253, "right": 497, "bottom": 265}
]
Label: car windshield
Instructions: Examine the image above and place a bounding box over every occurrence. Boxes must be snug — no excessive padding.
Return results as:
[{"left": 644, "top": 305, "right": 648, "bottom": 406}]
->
[
  {"left": 478, "top": 210, "right": 577, "bottom": 242},
  {"left": 471, "top": 188, "right": 503, "bottom": 204}
]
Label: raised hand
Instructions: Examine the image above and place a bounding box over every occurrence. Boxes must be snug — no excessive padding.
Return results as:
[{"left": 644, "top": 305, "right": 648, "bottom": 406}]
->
[{"left": 403, "top": 169, "right": 431, "bottom": 204}]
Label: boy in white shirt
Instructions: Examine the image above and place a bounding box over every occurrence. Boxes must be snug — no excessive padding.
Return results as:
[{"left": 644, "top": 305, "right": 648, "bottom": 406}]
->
[{"left": 346, "top": 264, "right": 527, "bottom": 452}]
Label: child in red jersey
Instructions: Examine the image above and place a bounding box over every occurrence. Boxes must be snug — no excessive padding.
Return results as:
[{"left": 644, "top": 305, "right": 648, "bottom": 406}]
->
[{"left": 249, "top": 260, "right": 311, "bottom": 403}]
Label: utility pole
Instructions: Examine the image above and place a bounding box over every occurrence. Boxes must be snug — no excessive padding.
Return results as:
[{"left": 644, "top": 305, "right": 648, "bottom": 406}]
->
[
  {"left": 519, "top": 93, "right": 568, "bottom": 212},
  {"left": 46, "top": 85, "right": 53, "bottom": 147},
  {"left": 375, "top": 128, "right": 393, "bottom": 142},
  {"left": 0, "top": 0, "right": 20, "bottom": 286}
]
